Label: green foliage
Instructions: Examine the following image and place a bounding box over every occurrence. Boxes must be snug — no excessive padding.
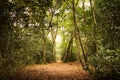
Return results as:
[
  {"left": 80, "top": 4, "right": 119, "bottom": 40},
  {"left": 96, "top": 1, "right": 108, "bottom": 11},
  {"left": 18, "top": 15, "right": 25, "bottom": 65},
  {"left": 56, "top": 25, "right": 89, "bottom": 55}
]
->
[
  {"left": 0, "top": 27, "right": 53, "bottom": 71},
  {"left": 94, "top": 0, "right": 120, "bottom": 49},
  {"left": 0, "top": 0, "right": 55, "bottom": 72},
  {"left": 88, "top": 0, "right": 120, "bottom": 79},
  {"left": 90, "top": 49, "right": 120, "bottom": 79}
]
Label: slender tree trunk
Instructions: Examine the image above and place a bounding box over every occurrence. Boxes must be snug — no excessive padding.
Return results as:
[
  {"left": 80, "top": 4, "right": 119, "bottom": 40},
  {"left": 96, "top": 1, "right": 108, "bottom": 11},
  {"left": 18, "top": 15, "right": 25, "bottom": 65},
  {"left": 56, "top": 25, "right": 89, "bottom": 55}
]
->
[
  {"left": 72, "top": 0, "right": 84, "bottom": 66},
  {"left": 82, "top": 0, "right": 87, "bottom": 60},
  {"left": 43, "top": 37, "right": 46, "bottom": 63},
  {"left": 42, "top": 27, "right": 50, "bottom": 64},
  {"left": 89, "top": 0, "right": 98, "bottom": 73},
  {"left": 89, "top": 0, "right": 97, "bottom": 54},
  {"left": 42, "top": 28, "right": 47, "bottom": 63},
  {"left": 74, "top": 36, "right": 84, "bottom": 66},
  {"left": 49, "top": 12, "right": 58, "bottom": 62},
  {"left": 77, "top": 27, "right": 86, "bottom": 63},
  {"left": 51, "top": 26, "right": 58, "bottom": 62},
  {"left": 51, "top": 28, "right": 55, "bottom": 61},
  {"left": 63, "top": 32, "right": 74, "bottom": 62},
  {"left": 82, "top": 0, "right": 90, "bottom": 70},
  {"left": 70, "top": 41, "right": 73, "bottom": 61}
]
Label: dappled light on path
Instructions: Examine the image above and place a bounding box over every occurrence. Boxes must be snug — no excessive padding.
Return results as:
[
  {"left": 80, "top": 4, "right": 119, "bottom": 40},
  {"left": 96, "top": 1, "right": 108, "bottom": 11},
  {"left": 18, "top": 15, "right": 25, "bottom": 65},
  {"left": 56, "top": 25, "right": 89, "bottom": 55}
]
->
[{"left": 13, "top": 62, "right": 93, "bottom": 80}]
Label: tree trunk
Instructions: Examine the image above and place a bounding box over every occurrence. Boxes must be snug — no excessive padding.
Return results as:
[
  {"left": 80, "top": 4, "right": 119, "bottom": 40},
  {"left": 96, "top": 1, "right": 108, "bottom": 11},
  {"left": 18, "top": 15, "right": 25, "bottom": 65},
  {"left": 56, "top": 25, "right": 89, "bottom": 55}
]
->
[
  {"left": 51, "top": 26, "right": 58, "bottom": 62},
  {"left": 49, "top": 12, "right": 58, "bottom": 62},
  {"left": 89, "top": 0, "right": 97, "bottom": 54},
  {"left": 63, "top": 32, "right": 74, "bottom": 62},
  {"left": 42, "top": 28, "right": 47, "bottom": 63},
  {"left": 82, "top": 0, "right": 90, "bottom": 70},
  {"left": 72, "top": 0, "right": 84, "bottom": 66}
]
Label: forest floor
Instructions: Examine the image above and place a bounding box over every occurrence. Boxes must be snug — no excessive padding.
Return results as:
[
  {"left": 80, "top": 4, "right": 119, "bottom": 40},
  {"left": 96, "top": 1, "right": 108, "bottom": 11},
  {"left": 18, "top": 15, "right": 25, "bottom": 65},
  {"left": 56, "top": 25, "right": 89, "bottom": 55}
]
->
[{"left": 13, "top": 61, "right": 93, "bottom": 80}]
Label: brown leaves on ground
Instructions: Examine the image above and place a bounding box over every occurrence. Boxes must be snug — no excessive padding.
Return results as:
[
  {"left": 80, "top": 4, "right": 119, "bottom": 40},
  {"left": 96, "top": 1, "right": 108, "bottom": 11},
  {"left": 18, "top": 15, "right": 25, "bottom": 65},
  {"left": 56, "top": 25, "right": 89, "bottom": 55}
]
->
[{"left": 13, "top": 62, "right": 93, "bottom": 80}]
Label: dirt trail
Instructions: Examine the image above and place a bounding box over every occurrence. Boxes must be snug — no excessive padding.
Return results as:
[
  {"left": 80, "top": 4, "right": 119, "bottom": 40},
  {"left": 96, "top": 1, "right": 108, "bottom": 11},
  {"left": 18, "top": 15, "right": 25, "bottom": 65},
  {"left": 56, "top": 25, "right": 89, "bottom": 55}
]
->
[{"left": 13, "top": 62, "right": 93, "bottom": 80}]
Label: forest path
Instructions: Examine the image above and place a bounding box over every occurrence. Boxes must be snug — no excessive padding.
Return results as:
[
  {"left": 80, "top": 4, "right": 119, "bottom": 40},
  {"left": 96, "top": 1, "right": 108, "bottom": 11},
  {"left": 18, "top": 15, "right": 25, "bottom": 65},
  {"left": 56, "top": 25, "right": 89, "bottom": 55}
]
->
[{"left": 14, "top": 62, "right": 92, "bottom": 80}]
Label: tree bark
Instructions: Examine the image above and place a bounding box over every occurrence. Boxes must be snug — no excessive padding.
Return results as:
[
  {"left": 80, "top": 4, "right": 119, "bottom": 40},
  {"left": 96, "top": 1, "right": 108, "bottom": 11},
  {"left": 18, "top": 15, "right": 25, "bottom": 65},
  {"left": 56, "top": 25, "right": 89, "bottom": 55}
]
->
[
  {"left": 72, "top": 0, "right": 84, "bottom": 66},
  {"left": 51, "top": 26, "right": 58, "bottom": 62},
  {"left": 42, "top": 27, "right": 50, "bottom": 63},
  {"left": 63, "top": 32, "right": 74, "bottom": 62},
  {"left": 49, "top": 11, "right": 58, "bottom": 62},
  {"left": 82, "top": 0, "right": 89, "bottom": 69},
  {"left": 42, "top": 28, "right": 47, "bottom": 63},
  {"left": 89, "top": 0, "right": 97, "bottom": 54}
]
